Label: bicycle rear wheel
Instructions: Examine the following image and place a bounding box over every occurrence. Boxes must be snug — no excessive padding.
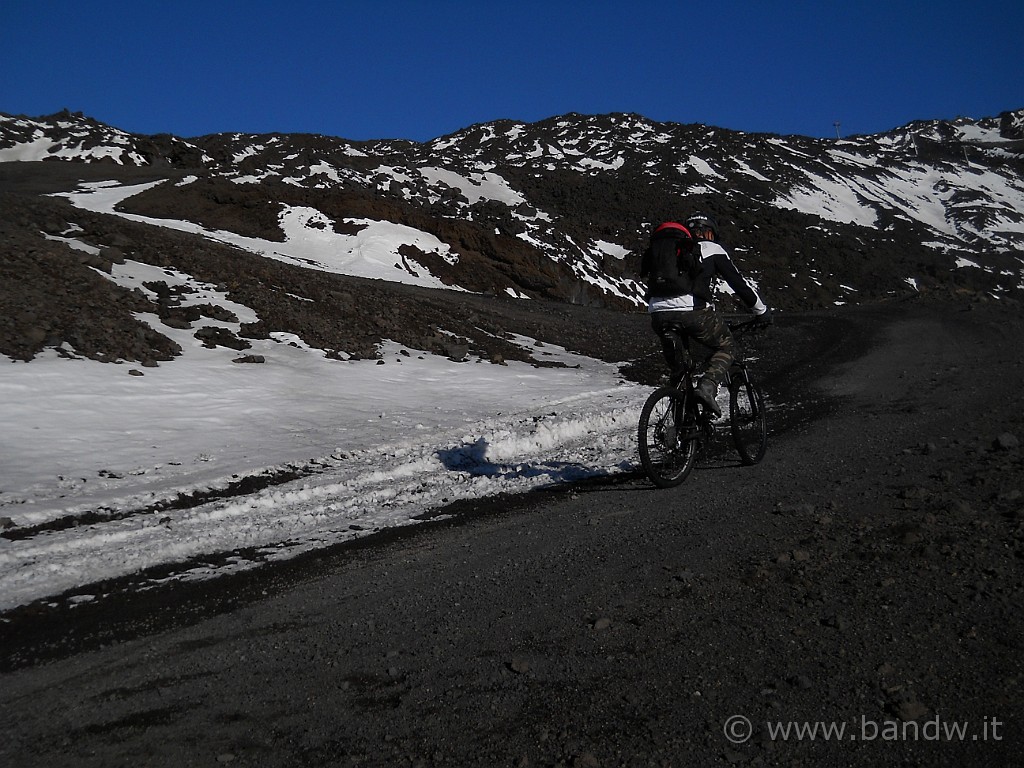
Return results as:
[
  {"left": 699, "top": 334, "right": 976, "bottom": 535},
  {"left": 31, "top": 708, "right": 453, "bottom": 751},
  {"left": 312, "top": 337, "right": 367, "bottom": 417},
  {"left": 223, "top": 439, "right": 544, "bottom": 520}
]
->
[
  {"left": 638, "top": 387, "right": 700, "bottom": 488},
  {"left": 730, "top": 374, "right": 768, "bottom": 465}
]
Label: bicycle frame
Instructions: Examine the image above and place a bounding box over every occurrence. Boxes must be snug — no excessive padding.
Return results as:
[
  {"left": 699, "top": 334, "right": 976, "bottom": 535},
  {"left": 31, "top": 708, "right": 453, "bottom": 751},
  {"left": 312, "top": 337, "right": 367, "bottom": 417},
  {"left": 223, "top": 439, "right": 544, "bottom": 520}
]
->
[{"left": 637, "top": 316, "right": 768, "bottom": 487}]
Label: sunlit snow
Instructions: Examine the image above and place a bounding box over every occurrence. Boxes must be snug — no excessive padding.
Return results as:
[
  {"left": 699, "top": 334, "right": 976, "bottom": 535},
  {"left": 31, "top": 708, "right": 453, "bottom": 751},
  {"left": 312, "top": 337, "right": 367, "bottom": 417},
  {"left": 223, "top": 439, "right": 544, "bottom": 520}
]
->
[
  {"left": 56, "top": 181, "right": 467, "bottom": 290},
  {"left": 0, "top": 324, "right": 646, "bottom": 611},
  {"left": 418, "top": 166, "right": 529, "bottom": 207},
  {"left": 0, "top": 220, "right": 652, "bottom": 610}
]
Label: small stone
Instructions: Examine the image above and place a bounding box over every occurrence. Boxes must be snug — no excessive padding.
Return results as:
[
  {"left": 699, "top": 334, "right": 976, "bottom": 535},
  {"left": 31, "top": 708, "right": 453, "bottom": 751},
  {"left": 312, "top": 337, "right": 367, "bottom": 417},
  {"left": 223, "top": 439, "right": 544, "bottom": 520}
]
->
[
  {"left": 898, "top": 699, "right": 929, "bottom": 721},
  {"left": 593, "top": 617, "right": 612, "bottom": 631},
  {"left": 790, "top": 674, "right": 813, "bottom": 689},
  {"left": 821, "top": 614, "right": 849, "bottom": 631},
  {"left": 994, "top": 433, "right": 1020, "bottom": 451},
  {"left": 949, "top": 500, "right": 973, "bottom": 515}
]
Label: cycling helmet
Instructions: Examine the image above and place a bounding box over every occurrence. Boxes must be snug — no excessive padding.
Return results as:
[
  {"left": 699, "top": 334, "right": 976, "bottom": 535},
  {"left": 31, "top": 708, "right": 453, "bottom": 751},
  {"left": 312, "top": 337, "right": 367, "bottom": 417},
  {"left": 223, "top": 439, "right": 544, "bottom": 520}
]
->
[{"left": 685, "top": 213, "right": 718, "bottom": 239}]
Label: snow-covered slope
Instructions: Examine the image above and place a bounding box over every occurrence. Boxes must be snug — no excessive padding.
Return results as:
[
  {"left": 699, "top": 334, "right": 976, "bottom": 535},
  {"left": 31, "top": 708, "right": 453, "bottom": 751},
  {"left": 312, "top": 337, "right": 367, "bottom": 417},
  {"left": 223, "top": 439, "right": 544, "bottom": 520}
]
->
[
  {"left": 3, "top": 108, "right": 1023, "bottom": 306},
  {"left": 0, "top": 277, "right": 644, "bottom": 610}
]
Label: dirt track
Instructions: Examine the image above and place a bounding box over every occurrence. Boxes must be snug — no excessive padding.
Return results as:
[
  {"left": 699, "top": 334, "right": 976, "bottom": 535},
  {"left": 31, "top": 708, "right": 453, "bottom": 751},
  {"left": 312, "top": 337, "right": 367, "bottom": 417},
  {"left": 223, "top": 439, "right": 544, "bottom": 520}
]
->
[{"left": 2, "top": 298, "right": 1023, "bottom": 767}]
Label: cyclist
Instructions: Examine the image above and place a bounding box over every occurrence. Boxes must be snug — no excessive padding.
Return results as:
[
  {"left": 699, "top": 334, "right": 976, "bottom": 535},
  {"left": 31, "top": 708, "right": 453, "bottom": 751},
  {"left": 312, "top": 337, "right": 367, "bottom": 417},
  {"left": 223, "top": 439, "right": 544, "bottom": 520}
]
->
[{"left": 640, "top": 212, "right": 772, "bottom": 417}]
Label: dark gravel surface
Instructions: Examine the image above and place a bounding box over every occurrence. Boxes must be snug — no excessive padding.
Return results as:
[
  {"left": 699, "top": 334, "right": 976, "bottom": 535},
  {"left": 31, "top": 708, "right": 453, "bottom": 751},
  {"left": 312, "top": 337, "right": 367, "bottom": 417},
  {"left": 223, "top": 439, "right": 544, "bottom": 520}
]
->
[{"left": 2, "top": 297, "right": 1023, "bottom": 767}]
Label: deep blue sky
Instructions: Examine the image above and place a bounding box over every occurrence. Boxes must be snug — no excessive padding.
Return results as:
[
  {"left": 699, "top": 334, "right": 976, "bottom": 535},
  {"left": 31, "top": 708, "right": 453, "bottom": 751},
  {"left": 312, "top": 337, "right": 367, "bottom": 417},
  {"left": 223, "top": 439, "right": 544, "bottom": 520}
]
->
[{"left": 3, "top": 1, "right": 1022, "bottom": 142}]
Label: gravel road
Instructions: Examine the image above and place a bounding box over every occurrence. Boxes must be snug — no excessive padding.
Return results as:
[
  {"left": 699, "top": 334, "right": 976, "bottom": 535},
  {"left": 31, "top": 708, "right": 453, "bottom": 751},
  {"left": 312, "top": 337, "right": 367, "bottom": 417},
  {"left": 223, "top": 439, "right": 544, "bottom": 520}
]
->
[{"left": 2, "top": 297, "right": 1022, "bottom": 767}]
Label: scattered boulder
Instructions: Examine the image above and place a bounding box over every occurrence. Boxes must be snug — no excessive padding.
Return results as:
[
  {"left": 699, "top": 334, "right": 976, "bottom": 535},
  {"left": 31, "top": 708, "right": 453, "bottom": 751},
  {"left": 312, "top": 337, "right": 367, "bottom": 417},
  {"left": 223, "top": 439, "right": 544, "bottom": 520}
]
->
[{"left": 194, "top": 326, "right": 251, "bottom": 350}]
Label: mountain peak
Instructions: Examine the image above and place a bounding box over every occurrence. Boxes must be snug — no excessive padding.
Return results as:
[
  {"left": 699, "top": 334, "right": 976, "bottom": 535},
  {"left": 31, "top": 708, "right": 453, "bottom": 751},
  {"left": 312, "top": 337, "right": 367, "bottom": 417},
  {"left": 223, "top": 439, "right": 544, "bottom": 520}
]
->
[{"left": 2, "top": 107, "right": 1022, "bottom": 327}]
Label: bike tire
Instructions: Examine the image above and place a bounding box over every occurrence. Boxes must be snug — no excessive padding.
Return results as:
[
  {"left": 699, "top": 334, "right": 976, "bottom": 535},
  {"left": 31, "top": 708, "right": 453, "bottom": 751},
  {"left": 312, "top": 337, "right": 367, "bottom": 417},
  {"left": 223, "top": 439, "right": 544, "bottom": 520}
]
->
[
  {"left": 637, "top": 386, "right": 700, "bottom": 488},
  {"left": 730, "top": 375, "right": 768, "bottom": 465}
]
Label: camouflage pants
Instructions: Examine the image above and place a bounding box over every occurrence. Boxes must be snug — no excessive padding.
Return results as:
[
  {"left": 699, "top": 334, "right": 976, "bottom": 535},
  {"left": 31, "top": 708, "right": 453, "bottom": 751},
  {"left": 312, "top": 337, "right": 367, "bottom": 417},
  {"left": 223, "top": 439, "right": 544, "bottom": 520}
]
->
[{"left": 650, "top": 309, "right": 737, "bottom": 386}]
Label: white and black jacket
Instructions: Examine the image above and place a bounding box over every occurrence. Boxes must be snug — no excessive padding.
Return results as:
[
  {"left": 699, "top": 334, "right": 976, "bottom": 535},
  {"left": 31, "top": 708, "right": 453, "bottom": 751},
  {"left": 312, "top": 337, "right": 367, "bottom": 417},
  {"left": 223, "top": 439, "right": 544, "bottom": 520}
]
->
[{"left": 644, "top": 240, "right": 768, "bottom": 314}]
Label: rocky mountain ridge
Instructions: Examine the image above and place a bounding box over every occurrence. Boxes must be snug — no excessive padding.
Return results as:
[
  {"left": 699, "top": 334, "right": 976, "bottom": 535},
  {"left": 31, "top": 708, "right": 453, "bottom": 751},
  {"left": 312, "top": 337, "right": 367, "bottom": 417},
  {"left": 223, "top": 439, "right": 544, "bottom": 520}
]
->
[{"left": 1, "top": 108, "right": 1022, "bottom": 366}]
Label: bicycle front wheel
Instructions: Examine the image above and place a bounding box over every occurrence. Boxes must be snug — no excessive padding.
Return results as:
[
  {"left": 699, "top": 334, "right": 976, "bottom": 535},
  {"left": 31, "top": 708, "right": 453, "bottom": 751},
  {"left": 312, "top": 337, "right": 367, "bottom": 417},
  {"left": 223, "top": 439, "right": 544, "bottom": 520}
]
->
[
  {"left": 730, "top": 376, "right": 768, "bottom": 465},
  {"left": 637, "top": 387, "right": 700, "bottom": 488}
]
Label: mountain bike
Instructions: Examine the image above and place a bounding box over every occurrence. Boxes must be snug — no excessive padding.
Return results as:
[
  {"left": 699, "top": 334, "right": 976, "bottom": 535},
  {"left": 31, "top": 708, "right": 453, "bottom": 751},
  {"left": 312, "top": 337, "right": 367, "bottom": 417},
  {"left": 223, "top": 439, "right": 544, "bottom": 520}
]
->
[{"left": 637, "top": 317, "right": 768, "bottom": 488}]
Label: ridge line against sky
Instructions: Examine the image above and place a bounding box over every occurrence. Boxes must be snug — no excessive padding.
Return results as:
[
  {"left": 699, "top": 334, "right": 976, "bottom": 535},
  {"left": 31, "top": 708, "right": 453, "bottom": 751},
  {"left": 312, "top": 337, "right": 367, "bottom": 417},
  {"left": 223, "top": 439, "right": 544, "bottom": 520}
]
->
[{"left": 2, "top": 1, "right": 1023, "bottom": 143}]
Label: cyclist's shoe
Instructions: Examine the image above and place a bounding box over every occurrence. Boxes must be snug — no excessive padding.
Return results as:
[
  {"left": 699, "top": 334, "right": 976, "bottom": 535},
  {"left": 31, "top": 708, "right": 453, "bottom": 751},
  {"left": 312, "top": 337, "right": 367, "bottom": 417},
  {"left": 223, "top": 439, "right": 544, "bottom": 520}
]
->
[{"left": 695, "top": 378, "right": 722, "bottom": 417}]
